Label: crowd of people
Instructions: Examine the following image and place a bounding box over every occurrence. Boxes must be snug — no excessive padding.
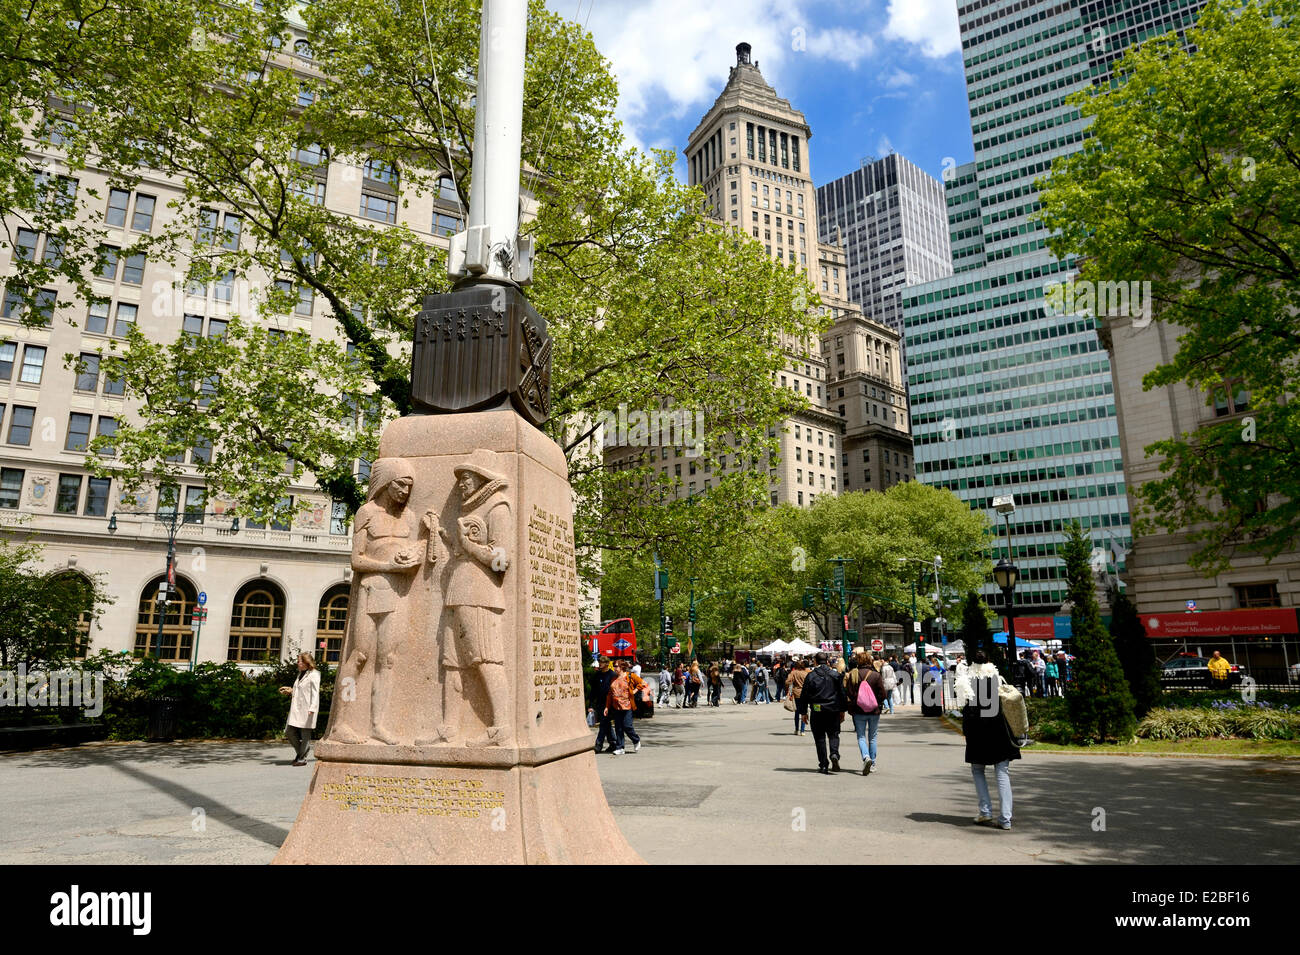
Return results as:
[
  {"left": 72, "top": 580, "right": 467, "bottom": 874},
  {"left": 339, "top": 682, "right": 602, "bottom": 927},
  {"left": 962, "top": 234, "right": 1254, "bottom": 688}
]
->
[{"left": 585, "top": 645, "right": 1066, "bottom": 830}]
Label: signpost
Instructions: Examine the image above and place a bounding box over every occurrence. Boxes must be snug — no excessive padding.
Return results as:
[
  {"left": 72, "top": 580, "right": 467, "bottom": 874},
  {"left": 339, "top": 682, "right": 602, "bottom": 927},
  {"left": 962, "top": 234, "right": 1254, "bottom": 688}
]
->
[
  {"left": 871, "top": 639, "right": 884, "bottom": 653},
  {"left": 189, "top": 604, "right": 209, "bottom": 671}
]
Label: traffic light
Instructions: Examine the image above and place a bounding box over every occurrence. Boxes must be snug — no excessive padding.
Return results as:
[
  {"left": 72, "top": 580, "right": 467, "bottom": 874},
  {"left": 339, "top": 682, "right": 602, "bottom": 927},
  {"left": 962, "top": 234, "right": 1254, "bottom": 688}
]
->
[
  {"left": 664, "top": 615, "right": 673, "bottom": 635},
  {"left": 801, "top": 592, "right": 813, "bottom": 611},
  {"left": 821, "top": 583, "right": 830, "bottom": 603},
  {"left": 688, "top": 605, "right": 697, "bottom": 624},
  {"left": 745, "top": 596, "right": 755, "bottom": 615}
]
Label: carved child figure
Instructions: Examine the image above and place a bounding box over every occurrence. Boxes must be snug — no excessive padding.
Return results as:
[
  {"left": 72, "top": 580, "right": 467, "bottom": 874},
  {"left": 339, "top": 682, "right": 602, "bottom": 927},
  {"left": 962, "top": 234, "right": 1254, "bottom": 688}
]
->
[
  {"left": 420, "top": 449, "right": 513, "bottom": 747},
  {"left": 330, "top": 458, "right": 433, "bottom": 745}
]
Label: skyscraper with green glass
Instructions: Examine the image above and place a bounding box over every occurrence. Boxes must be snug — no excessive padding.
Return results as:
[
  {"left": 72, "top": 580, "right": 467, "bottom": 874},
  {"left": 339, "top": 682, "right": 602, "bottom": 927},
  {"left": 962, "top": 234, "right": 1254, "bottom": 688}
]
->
[{"left": 904, "top": 0, "right": 1208, "bottom": 613}]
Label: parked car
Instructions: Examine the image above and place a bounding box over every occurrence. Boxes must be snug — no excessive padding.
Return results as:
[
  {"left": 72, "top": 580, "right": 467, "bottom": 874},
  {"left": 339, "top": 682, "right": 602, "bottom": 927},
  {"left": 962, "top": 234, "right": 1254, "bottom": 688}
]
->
[{"left": 1160, "top": 655, "right": 1246, "bottom": 688}]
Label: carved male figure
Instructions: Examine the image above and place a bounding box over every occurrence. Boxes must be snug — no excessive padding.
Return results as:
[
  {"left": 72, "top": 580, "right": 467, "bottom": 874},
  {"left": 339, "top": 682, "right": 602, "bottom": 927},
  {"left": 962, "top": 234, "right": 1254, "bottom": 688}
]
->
[
  {"left": 423, "top": 449, "right": 513, "bottom": 747},
  {"left": 330, "top": 458, "right": 434, "bottom": 744}
]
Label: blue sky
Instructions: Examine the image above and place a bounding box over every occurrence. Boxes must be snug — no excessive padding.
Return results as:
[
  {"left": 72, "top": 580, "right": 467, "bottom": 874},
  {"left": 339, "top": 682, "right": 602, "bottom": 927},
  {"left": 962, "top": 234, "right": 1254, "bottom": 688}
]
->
[{"left": 545, "top": 0, "right": 974, "bottom": 189}]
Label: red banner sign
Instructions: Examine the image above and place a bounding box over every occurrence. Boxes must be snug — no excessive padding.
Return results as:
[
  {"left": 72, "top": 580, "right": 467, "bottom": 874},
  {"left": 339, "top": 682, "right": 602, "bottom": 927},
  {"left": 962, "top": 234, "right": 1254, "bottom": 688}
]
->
[
  {"left": 1002, "top": 616, "right": 1056, "bottom": 639},
  {"left": 1140, "top": 607, "right": 1298, "bottom": 638}
]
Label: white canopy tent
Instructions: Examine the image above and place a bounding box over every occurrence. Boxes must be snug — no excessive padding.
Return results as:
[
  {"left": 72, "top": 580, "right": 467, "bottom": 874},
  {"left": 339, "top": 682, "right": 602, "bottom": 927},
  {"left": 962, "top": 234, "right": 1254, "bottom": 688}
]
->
[
  {"left": 759, "top": 638, "right": 791, "bottom": 654},
  {"left": 783, "top": 638, "right": 820, "bottom": 656}
]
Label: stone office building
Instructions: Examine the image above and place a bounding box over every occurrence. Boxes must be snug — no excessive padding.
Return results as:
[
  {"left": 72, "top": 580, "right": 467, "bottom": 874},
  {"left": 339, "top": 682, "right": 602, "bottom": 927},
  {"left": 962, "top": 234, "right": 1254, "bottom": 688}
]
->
[{"left": 0, "top": 24, "right": 468, "bottom": 669}]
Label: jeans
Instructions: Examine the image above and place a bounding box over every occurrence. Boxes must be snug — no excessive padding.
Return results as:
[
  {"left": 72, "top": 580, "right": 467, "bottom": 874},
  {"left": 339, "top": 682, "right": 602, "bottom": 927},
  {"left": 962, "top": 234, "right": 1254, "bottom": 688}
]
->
[
  {"left": 880, "top": 689, "right": 894, "bottom": 714},
  {"left": 735, "top": 683, "right": 748, "bottom": 703},
  {"left": 809, "top": 708, "right": 842, "bottom": 769},
  {"left": 971, "top": 761, "right": 1012, "bottom": 825},
  {"left": 851, "top": 712, "right": 880, "bottom": 764},
  {"left": 794, "top": 700, "right": 808, "bottom": 733},
  {"left": 752, "top": 683, "right": 769, "bottom": 703},
  {"left": 709, "top": 684, "right": 722, "bottom": 706},
  {"left": 613, "top": 709, "right": 639, "bottom": 749},
  {"left": 287, "top": 724, "right": 312, "bottom": 761},
  {"left": 594, "top": 713, "right": 616, "bottom": 751}
]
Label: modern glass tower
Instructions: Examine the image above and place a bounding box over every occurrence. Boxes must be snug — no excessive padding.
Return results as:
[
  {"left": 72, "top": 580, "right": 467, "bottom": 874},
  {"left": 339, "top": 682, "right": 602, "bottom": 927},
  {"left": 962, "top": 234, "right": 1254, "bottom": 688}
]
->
[{"left": 903, "top": 0, "right": 1208, "bottom": 612}]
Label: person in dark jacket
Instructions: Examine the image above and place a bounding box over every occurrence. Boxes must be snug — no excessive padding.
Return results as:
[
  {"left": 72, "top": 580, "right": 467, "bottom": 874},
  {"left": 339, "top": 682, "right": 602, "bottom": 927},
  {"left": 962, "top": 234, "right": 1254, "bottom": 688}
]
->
[
  {"left": 958, "top": 650, "right": 1020, "bottom": 829},
  {"left": 732, "top": 662, "right": 750, "bottom": 704},
  {"left": 592, "top": 658, "right": 618, "bottom": 753},
  {"left": 843, "top": 651, "right": 885, "bottom": 775},
  {"left": 800, "top": 652, "right": 846, "bottom": 774}
]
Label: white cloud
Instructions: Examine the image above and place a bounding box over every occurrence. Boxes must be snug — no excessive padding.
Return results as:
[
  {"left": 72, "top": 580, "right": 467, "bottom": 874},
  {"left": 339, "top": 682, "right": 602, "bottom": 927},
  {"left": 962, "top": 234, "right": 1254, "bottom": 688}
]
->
[
  {"left": 882, "top": 0, "right": 961, "bottom": 58},
  {"left": 880, "top": 68, "right": 915, "bottom": 88},
  {"left": 876, "top": 134, "right": 894, "bottom": 156},
  {"left": 803, "top": 27, "right": 875, "bottom": 68},
  {"left": 561, "top": 0, "right": 879, "bottom": 152}
]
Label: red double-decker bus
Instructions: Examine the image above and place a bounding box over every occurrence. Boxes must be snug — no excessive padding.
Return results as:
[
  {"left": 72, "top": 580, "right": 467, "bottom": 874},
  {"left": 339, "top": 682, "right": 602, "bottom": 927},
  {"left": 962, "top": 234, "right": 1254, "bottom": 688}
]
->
[{"left": 588, "top": 618, "right": 637, "bottom": 659}]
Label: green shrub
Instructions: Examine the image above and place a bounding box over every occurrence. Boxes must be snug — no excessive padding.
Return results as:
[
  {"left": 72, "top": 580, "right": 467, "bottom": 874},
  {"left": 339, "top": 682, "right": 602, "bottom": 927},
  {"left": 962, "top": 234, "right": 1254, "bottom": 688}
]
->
[{"left": 1137, "top": 706, "right": 1300, "bottom": 741}]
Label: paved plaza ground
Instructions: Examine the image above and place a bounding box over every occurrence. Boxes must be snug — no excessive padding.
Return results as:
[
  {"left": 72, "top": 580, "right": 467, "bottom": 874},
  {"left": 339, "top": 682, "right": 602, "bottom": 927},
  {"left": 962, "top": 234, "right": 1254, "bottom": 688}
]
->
[{"left": 2, "top": 700, "right": 1297, "bottom": 864}]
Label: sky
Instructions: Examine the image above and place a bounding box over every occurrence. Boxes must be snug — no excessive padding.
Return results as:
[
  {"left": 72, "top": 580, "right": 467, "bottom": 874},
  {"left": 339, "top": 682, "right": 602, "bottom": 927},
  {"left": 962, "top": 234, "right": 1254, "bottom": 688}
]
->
[{"left": 543, "top": 0, "right": 974, "bottom": 190}]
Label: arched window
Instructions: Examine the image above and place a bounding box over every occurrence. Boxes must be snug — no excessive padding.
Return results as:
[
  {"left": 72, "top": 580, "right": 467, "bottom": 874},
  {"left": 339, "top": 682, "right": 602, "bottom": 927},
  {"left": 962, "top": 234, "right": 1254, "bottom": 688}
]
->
[
  {"left": 316, "top": 584, "right": 349, "bottom": 663},
  {"left": 135, "top": 575, "right": 198, "bottom": 661},
  {"left": 294, "top": 39, "right": 313, "bottom": 59},
  {"left": 48, "top": 572, "right": 95, "bottom": 659},
  {"left": 228, "top": 581, "right": 286, "bottom": 663}
]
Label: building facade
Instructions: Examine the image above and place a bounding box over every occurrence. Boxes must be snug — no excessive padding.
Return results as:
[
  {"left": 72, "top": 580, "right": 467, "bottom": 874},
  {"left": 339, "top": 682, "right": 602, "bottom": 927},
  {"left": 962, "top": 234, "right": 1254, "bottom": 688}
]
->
[
  {"left": 903, "top": 0, "right": 1209, "bottom": 614},
  {"left": 0, "top": 21, "right": 467, "bottom": 668},
  {"left": 1101, "top": 312, "right": 1300, "bottom": 616},
  {"left": 816, "top": 243, "right": 913, "bottom": 494},
  {"left": 815, "top": 153, "right": 953, "bottom": 344}
]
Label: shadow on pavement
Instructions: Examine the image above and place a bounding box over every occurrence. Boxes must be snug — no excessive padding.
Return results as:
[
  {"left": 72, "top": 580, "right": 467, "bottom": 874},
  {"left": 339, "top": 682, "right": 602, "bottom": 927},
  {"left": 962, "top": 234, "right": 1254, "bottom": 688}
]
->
[{"left": 107, "top": 760, "right": 290, "bottom": 849}]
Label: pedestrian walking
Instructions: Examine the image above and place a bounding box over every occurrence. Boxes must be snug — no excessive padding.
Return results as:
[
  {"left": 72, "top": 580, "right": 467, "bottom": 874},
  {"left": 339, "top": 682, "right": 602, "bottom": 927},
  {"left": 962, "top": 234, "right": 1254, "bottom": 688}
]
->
[
  {"left": 593, "top": 657, "right": 618, "bottom": 752},
  {"left": 687, "top": 661, "right": 703, "bottom": 707},
  {"left": 657, "top": 666, "right": 673, "bottom": 705},
  {"left": 800, "top": 653, "right": 846, "bottom": 774},
  {"left": 708, "top": 663, "right": 723, "bottom": 706},
  {"left": 1044, "top": 655, "right": 1059, "bottom": 697},
  {"left": 732, "top": 661, "right": 750, "bottom": 704},
  {"left": 787, "top": 659, "right": 810, "bottom": 734},
  {"left": 671, "top": 663, "right": 685, "bottom": 708},
  {"left": 603, "top": 659, "right": 645, "bottom": 755},
  {"left": 878, "top": 656, "right": 897, "bottom": 715},
  {"left": 898, "top": 655, "right": 915, "bottom": 705},
  {"left": 280, "top": 652, "right": 320, "bottom": 766},
  {"left": 771, "top": 660, "right": 786, "bottom": 701},
  {"left": 751, "top": 661, "right": 770, "bottom": 703},
  {"left": 843, "top": 651, "right": 885, "bottom": 775},
  {"left": 957, "top": 650, "right": 1019, "bottom": 829}
]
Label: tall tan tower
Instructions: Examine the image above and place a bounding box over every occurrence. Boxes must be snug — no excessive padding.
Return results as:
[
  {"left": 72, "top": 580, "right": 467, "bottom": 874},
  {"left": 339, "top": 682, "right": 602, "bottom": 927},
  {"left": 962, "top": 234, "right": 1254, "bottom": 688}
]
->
[{"left": 680, "top": 42, "right": 839, "bottom": 509}]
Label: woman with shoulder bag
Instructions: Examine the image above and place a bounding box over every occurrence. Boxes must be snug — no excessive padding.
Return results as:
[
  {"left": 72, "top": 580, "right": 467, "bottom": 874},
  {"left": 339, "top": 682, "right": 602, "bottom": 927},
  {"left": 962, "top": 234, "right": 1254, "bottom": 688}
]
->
[
  {"left": 281, "top": 652, "right": 321, "bottom": 766},
  {"left": 956, "top": 650, "right": 1020, "bottom": 829},
  {"left": 843, "top": 651, "right": 885, "bottom": 775}
]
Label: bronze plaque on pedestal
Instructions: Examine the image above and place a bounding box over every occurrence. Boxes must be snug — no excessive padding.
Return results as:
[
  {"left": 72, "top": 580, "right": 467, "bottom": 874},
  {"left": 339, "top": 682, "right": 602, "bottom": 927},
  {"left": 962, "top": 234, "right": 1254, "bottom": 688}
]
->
[{"left": 411, "top": 283, "right": 551, "bottom": 428}]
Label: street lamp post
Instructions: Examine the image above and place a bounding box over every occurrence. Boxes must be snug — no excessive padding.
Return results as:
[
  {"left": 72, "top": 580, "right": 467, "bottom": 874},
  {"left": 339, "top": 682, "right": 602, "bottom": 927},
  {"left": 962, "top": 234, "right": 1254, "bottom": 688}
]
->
[
  {"left": 992, "top": 495, "right": 1018, "bottom": 668},
  {"left": 993, "top": 558, "right": 1020, "bottom": 668},
  {"left": 109, "top": 505, "right": 239, "bottom": 659}
]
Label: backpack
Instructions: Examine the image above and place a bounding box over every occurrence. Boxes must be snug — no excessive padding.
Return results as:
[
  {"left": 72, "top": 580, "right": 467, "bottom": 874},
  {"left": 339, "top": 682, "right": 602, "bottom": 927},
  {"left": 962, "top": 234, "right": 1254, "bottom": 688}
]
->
[
  {"left": 881, "top": 664, "right": 897, "bottom": 692},
  {"left": 855, "top": 672, "right": 878, "bottom": 712}
]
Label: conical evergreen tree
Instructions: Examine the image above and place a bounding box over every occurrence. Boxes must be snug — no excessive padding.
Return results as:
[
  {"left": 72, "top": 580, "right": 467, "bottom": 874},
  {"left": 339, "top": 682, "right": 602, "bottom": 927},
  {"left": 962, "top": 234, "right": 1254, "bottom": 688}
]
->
[
  {"left": 960, "top": 591, "right": 993, "bottom": 662},
  {"left": 1109, "top": 585, "right": 1162, "bottom": 717},
  {"left": 1061, "top": 522, "right": 1137, "bottom": 741}
]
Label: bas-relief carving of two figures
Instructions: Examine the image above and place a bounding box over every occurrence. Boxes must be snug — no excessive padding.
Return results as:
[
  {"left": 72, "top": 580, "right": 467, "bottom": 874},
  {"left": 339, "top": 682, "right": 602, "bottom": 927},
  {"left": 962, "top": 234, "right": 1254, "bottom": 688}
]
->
[{"left": 329, "top": 450, "right": 513, "bottom": 748}]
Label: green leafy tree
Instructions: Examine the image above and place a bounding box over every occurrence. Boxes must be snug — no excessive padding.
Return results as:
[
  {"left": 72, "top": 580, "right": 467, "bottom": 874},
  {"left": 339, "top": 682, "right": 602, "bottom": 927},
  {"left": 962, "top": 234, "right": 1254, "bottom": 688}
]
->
[
  {"left": 959, "top": 591, "right": 994, "bottom": 663},
  {"left": 1108, "top": 585, "right": 1162, "bottom": 717},
  {"left": 0, "top": 531, "right": 113, "bottom": 671},
  {"left": 1039, "top": 0, "right": 1300, "bottom": 572},
  {"left": 1061, "top": 522, "right": 1136, "bottom": 741},
  {"left": 5, "top": 0, "right": 822, "bottom": 583}
]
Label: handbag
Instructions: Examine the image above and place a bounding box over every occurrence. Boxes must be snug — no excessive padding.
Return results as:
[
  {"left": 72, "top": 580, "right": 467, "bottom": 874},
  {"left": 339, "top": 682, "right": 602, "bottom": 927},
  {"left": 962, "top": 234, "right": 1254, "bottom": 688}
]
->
[
  {"left": 783, "top": 696, "right": 796, "bottom": 712},
  {"left": 997, "top": 676, "right": 1029, "bottom": 741}
]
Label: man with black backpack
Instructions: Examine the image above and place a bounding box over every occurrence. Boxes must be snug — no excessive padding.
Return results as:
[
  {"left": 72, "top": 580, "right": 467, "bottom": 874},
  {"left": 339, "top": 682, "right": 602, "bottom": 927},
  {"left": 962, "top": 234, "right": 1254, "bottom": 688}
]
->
[{"left": 800, "top": 652, "right": 847, "bottom": 774}]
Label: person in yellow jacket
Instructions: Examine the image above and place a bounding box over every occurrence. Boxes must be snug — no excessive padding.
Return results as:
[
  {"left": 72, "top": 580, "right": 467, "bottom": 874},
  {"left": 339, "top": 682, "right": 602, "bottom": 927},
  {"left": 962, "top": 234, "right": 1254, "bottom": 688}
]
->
[{"left": 1207, "top": 651, "right": 1232, "bottom": 687}]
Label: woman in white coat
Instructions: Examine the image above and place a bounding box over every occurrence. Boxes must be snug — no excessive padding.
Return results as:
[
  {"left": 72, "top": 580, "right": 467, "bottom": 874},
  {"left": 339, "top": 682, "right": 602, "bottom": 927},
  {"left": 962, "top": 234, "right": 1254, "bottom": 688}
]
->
[{"left": 281, "top": 653, "right": 321, "bottom": 766}]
